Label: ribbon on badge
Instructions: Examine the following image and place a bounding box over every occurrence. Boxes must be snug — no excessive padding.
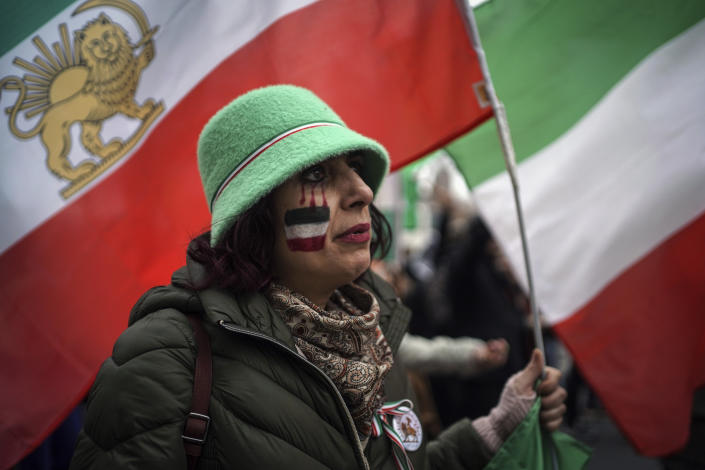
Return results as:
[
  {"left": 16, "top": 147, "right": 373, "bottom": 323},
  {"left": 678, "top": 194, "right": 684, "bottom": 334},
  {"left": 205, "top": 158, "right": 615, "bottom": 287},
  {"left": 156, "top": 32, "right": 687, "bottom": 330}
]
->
[{"left": 371, "top": 399, "right": 415, "bottom": 470}]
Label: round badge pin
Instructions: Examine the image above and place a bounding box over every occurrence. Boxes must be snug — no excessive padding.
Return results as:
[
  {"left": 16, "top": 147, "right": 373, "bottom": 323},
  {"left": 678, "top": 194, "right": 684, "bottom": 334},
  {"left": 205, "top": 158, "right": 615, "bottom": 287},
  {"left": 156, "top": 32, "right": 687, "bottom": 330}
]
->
[{"left": 392, "top": 409, "right": 423, "bottom": 451}]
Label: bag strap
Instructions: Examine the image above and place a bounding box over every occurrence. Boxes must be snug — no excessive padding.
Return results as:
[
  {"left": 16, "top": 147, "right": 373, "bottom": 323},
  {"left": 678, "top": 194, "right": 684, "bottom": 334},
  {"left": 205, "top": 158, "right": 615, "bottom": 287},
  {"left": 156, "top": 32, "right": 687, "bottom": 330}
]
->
[{"left": 183, "top": 314, "right": 212, "bottom": 470}]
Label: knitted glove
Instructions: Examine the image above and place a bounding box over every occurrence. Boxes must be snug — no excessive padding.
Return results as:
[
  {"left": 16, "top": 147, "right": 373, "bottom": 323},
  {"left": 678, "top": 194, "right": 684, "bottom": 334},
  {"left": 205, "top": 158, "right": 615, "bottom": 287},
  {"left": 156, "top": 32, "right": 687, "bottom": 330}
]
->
[
  {"left": 472, "top": 373, "right": 536, "bottom": 453},
  {"left": 472, "top": 349, "right": 550, "bottom": 453}
]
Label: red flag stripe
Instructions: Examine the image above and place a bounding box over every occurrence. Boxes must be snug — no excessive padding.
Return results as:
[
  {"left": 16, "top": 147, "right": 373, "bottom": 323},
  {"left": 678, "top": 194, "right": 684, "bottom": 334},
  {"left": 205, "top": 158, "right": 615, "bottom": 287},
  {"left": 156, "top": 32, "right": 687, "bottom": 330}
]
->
[{"left": 553, "top": 210, "right": 705, "bottom": 456}]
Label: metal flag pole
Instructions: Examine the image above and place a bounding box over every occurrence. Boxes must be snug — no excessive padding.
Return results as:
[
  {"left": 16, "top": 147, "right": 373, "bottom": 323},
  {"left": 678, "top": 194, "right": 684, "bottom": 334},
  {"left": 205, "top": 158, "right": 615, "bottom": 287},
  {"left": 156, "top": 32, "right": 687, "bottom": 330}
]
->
[
  {"left": 454, "top": 1, "right": 559, "bottom": 467},
  {"left": 454, "top": 0, "right": 546, "bottom": 371}
]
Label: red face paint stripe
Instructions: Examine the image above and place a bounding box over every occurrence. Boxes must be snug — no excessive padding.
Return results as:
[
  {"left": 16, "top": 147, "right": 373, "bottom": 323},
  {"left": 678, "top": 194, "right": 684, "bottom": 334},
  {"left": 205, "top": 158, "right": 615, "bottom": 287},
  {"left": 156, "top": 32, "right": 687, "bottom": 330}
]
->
[
  {"left": 211, "top": 122, "right": 343, "bottom": 210},
  {"left": 286, "top": 236, "right": 326, "bottom": 251}
]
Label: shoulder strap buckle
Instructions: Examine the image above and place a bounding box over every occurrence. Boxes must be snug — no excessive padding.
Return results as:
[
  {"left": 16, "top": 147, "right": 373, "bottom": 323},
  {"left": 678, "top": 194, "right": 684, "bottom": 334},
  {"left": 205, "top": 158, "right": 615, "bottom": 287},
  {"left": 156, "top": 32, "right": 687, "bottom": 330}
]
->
[{"left": 182, "top": 412, "right": 211, "bottom": 444}]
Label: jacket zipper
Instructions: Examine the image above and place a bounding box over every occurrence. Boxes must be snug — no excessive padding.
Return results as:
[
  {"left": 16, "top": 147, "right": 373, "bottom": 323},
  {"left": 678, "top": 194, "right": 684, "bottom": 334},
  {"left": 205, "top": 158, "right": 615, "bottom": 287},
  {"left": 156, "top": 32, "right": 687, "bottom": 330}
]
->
[{"left": 217, "top": 320, "right": 370, "bottom": 470}]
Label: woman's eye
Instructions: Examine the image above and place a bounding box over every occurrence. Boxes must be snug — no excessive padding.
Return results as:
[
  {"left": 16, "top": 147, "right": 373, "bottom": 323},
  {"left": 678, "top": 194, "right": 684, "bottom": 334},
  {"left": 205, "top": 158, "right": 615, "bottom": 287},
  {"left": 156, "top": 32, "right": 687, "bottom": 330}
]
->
[
  {"left": 348, "top": 158, "right": 364, "bottom": 174},
  {"left": 301, "top": 165, "right": 325, "bottom": 183}
]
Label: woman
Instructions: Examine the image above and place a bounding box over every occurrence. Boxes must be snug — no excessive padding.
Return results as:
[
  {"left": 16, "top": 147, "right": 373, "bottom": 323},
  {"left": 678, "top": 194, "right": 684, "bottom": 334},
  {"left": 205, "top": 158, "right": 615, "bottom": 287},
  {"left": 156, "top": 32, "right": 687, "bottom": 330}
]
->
[{"left": 70, "top": 85, "right": 566, "bottom": 469}]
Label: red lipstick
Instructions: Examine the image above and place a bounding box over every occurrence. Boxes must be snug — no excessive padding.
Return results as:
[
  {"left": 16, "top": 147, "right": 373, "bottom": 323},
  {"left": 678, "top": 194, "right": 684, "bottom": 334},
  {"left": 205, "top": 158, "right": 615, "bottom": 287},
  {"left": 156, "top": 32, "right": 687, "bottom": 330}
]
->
[{"left": 336, "top": 223, "right": 370, "bottom": 243}]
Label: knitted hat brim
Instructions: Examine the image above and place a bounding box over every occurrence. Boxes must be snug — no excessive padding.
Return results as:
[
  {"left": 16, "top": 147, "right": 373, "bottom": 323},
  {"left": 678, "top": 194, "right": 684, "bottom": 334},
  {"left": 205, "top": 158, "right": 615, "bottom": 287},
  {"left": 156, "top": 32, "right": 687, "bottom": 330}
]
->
[{"left": 210, "top": 124, "right": 389, "bottom": 245}]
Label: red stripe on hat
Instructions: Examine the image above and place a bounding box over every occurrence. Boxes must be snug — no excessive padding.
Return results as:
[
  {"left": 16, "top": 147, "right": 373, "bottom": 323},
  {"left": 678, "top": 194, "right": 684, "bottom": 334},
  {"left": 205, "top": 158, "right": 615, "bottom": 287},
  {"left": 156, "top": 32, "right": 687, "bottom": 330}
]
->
[{"left": 211, "top": 122, "right": 340, "bottom": 208}]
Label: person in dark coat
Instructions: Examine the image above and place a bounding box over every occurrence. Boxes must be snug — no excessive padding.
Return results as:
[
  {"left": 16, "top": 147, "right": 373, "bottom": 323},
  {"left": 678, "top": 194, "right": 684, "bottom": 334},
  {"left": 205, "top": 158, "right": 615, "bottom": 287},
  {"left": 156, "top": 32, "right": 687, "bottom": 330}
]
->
[{"left": 405, "top": 202, "right": 533, "bottom": 427}]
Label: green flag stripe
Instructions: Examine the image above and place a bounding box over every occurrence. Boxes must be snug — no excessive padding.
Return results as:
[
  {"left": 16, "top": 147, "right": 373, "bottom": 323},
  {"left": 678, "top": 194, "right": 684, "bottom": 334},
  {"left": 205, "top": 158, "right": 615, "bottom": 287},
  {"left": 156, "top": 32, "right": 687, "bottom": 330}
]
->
[
  {"left": 447, "top": 0, "right": 705, "bottom": 187},
  {"left": 0, "top": 0, "right": 76, "bottom": 56}
]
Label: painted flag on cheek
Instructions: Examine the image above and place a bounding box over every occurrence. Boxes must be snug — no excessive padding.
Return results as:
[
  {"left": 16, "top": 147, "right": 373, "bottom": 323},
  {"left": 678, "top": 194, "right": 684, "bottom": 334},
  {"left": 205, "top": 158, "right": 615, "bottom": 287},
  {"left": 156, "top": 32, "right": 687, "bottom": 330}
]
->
[
  {"left": 0, "top": 0, "right": 492, "bottom": 464},
  {"left": 284, "top": 206, "right": 330, "bottom": 252}
]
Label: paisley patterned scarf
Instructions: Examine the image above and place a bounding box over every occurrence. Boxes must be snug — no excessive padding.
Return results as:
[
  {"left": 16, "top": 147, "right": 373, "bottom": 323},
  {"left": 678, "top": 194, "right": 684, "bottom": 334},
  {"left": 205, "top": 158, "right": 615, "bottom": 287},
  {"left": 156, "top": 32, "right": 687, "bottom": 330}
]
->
[{"left": 266, "top": 282, "right": 394, "bottom": 437}]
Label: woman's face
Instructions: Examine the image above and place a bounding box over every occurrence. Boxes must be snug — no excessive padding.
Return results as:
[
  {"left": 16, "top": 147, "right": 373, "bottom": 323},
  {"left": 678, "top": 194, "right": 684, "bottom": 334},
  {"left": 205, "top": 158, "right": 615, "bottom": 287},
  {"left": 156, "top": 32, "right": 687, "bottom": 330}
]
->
[{"left": 270, "top": 153, "right": 374, "bottom": 305}]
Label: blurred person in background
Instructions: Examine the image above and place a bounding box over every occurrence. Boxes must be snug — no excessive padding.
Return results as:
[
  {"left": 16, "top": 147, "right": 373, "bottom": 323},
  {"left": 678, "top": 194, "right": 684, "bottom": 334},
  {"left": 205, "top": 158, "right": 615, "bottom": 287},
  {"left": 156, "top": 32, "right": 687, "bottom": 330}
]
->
[
  {"left": 402, "top": 164, "right": 533, "bottom": 428},
  {"left": 371, "top": 258, "right": 510, "bottom": 380},
  {"left": 660, "top": 386, "right": 705, "bottom": 470},
  {"left": 372, "top": 258, "right": 510, "bottom": 439}
]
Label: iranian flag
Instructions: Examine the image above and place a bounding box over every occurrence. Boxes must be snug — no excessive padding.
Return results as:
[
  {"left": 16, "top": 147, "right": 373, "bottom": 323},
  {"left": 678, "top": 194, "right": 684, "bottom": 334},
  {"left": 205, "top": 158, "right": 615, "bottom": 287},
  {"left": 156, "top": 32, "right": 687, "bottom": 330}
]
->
[
  {"left": 0, "top": 0, "right": 492, "bottom": 466},
  {"left": 447, "top": 0, "right": 705, "bottom": 457}
]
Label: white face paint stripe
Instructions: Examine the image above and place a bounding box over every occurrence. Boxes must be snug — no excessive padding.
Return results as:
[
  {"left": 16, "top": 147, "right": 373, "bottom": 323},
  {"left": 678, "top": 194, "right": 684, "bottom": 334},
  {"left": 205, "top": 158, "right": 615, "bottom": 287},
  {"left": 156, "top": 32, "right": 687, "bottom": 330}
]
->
[
  {"left": 211, "top": 122, "right": 344, "bottom": 210},
  {"left": 284, "top": 221, "right": 329, "bottom": 239}
]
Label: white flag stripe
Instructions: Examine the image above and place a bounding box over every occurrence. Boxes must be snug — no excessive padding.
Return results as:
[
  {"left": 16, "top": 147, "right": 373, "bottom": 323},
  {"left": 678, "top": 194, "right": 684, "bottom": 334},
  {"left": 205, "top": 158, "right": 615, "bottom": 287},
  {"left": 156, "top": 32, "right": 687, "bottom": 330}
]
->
[
  {"left": 284, "top": 221, "right": 329, "bottom": 240},
  {"left": 0, "top": 0, "right": 317, "bottom": 254},
  {"left": 475, "top": 18, "right": 705, "bottom": 324}
]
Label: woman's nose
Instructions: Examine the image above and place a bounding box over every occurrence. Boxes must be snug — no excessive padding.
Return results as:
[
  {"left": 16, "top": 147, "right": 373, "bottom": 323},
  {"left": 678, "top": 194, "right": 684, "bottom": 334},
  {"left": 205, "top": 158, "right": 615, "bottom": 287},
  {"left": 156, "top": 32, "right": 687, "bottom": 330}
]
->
[{"left": 342, "top": 167, "right": 374, "bottom": 209}]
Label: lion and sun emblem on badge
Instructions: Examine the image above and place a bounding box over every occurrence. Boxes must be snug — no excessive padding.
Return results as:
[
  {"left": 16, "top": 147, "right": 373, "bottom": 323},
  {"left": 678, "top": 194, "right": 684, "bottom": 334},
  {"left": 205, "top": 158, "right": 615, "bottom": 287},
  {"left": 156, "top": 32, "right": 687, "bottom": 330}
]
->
[
  {"left": 393, "top": 408, "right": 423, "bottom": 452},
  {"left": 0, "top": 0, "right": 164, "bottom": 198}
]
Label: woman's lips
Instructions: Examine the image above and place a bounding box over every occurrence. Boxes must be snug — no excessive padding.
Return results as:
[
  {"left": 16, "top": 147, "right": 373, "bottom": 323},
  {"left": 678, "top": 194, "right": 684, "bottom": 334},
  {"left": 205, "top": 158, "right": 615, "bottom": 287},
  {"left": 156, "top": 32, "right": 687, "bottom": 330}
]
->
[{"left": 336, "top": 223, "right": 371, "bottom": 243}]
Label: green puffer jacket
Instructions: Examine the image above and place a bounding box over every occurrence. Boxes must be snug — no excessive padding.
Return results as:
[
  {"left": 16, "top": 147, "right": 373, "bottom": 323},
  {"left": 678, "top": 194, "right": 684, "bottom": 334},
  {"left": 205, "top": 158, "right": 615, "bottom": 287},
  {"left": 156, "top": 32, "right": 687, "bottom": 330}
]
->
[{"left": 70, "top": 258, "right": 492, "bottom": 469}]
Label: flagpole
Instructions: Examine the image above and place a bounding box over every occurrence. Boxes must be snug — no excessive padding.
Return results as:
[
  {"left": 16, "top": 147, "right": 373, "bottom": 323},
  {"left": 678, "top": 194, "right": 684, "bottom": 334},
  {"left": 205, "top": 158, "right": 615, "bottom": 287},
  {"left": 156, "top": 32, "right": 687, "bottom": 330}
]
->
[
  {"left": 454, "top": 0, "right": 547, "bottom": 368},
  {"left": 454, "top": 1, "right": 560, "bottom": 467},
  {"left": 454, "top": 3, "right": 562, "bottom": 467}
]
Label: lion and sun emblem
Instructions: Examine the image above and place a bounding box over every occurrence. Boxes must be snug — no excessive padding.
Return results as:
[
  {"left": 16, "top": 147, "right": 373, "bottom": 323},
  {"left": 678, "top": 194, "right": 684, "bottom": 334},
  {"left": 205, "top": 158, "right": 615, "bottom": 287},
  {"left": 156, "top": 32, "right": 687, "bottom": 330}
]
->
[
  {"left": 393, "top": 409, "right": 423, "bottom": 452},
  {"left": 0, "top": 0, "right": 164, "bottom": 198}
]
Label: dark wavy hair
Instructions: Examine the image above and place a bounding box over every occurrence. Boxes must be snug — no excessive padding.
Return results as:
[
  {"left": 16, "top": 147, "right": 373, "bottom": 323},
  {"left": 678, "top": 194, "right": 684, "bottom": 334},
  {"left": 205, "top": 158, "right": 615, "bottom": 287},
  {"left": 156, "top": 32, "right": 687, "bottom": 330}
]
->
[{"left": 188, "top": 195, "right": 392, "bottom": 292}]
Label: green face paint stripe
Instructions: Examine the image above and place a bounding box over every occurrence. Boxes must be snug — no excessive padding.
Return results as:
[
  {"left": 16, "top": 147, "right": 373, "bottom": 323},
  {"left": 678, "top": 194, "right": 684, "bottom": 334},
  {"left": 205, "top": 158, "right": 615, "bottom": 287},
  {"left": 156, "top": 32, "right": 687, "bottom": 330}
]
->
[{"left": 284, "top": 206, "right": 330, "bottom": 226}]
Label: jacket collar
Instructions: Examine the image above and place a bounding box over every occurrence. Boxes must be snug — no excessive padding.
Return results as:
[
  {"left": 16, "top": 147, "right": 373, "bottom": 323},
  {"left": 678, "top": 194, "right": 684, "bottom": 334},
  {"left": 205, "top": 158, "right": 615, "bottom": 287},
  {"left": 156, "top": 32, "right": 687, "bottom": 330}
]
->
[{"left": 175, "top": 255, "right": 298, "bottom": 350}]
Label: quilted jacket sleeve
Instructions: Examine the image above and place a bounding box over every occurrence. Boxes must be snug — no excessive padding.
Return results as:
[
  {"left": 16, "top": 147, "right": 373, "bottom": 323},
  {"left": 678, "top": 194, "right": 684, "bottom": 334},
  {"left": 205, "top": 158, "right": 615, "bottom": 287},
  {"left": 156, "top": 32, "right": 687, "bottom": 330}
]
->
[
  {"left": 70, "top": 310, "right": 196, "bottom": 470},
  {"left": 426, "top": 418, "right": 493, "bottom": 470}
]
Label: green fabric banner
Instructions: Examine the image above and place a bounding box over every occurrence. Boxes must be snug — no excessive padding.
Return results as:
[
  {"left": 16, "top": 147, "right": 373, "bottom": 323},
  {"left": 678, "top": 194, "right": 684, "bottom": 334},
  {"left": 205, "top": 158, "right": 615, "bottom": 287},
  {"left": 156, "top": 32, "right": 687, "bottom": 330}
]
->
[{"left": 484, "top": 400, "right": 592, "bottom": 470}]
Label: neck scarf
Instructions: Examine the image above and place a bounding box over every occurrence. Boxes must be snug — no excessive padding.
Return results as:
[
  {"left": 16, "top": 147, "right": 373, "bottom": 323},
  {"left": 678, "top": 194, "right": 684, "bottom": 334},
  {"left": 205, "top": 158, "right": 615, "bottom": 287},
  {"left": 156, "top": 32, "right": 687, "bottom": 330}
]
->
[{"left": 266, "top": 282, "right": 394, "bottom": 437}]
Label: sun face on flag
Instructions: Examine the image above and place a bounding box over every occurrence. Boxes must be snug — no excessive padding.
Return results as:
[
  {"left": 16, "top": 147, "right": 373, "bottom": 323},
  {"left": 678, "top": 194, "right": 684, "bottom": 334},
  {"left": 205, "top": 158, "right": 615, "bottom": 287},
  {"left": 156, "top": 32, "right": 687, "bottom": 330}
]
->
[{"left": 0, "top": 0, "right": 164, "bottom": 199}]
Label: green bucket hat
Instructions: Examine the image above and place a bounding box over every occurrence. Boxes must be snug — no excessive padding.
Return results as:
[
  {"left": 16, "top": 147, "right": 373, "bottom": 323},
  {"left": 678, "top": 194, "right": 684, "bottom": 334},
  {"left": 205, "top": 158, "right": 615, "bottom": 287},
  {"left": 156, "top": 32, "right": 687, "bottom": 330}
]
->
[{"left": 197, "top": 85, "right": 390, "bottom": 246}]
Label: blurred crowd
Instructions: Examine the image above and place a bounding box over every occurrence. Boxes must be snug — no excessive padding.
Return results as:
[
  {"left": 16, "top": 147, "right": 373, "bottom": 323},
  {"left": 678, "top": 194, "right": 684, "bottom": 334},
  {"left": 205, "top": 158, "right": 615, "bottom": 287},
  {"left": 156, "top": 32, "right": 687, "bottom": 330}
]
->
[
  {"left": 370, "top": 153, "right": 704, "bottom": 469},
  {"left": 371, "top": 153, "right": 538, "bottom": 438}
]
